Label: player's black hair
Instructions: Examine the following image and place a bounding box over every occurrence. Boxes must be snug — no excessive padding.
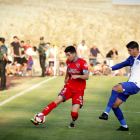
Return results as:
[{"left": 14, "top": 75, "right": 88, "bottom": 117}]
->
[
  {"left": 64, "top": 46, "right": 76, "bottom": 54},
  {"left": 0, "top": 37, "right": 5, "bottom": 43},
  {"left": 126, "top": 41, "right": 139, "bottom": 50},
  {"left": 21, "top": 40, "right": 24, "bottom": 43}
]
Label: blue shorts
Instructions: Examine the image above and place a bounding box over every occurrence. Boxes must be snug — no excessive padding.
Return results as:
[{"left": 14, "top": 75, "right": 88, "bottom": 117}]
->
[{"left": 118, "top": 82, "right": 140, "bottom": 102}]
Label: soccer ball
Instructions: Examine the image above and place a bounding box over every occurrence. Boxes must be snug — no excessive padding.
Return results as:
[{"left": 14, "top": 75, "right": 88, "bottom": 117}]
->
[{"left": 34, "top": 113, "right": 46, "bottom": 124}]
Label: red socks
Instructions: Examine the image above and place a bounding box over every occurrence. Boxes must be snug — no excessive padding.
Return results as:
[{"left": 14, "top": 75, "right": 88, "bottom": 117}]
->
[
  {"left": 71, "top": 111, "right": 79, "bottom": 121},
  {"left": 42, "top": 102, "right": 57, "bottom": 116},
  {"left": 42, "top": 102, "right": 79, "bottom": 121}
]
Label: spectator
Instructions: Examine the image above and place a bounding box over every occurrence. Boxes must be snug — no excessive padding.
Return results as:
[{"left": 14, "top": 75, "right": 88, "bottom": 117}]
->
[
  {"left": 101, "top": 60, "right": 109, "bottom": 74},
  {"left": 32, "top": 46, "right": 37, "bottom": 57},
  {"left": 5, "top": 65, "right": 18, "bottom": 76},
  {"left": 11, "top": 36, "right": 21, "bottom": 64},
  {"left": 93, "top": 62, "right": 101, "bottom": 75},
  {"left": 32, "top": 46, "right": 38, "bottom": 75},
  {"left": 59, "top": 62, "right": 66, "bottom": 76},
  {"left": 25, "top": 40, "right": 33, "bottom": 76},
  {"left": 89, "top": 43, "right": 104, "bottom": 66},
  {"left": 113, "top": 69, "right": 122, "bottom": 76},
  {"left": 12, "top": 61, "right": 20, "bottom": 73},
  {"left": 20, "top": 41, "right": 27, "bottom": 74},
  {"left": 50, "top": 45, "right": 58, "bottom": 58},
  {"left": 77, "top": 40, "right": 88, "bottom": 58},
  {"left": 59, "top": 46, "right": 66, "bottom": 63},
  {"left": 5, "top": 44, "right": 13, "bottom": 64},
  {"left": 73, "top": 44, "right": 77, "bottom": 50},
  {"left": 47, "top": 63, "right": 54, "bottom": 76},
  {"left": 88, "top": 63, "right": 94, "bottom": 76},
  {"left": 106, "top": 47, "right": 118, "bottom": 67},
  {"left": 45, "top": 43, "right": 51, "bottom": 70},
  {"left": 38, "top": 37, "right": 47, "bottom": 77},
  {"left": 45, "top": 43, "right": 51, "bottom": 59}
]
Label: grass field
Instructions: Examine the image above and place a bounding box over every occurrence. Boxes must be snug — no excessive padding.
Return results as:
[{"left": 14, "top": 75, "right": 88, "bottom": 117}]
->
[{"left": 0, "top": 76, "right": 140, "bottom": 140}]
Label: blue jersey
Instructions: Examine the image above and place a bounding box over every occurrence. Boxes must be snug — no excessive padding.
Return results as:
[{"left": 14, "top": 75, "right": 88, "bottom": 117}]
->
[{"left": 111, "top": 54, "right": 140, "bottom": 88}]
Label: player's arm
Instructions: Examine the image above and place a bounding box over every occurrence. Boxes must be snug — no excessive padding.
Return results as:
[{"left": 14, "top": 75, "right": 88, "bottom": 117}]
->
[
  {"left": 104, "top": 57, "right": 131, "bottom": 75},
  {"left": 72, "top": 72, "right": 89, "bottom": 80},
  {"left": 72, "top": 60, "right": 89, "bottom": 80},
  {"left": 64, "top": 67, "right": 69, "bottom": 84}
]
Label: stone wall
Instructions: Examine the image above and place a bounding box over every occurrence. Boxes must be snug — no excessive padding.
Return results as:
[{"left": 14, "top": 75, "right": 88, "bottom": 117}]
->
[{"left": 0, "top": 0, "right": 140, "bottom": 58}]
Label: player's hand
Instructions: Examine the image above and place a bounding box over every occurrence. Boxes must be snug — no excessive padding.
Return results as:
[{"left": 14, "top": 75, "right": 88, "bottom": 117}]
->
[
  {"left": 71, "top": 75, "right": 80, "bottom": 79},
  {"left": 104, "top": 68, "right": 111, "bottom": 75}
]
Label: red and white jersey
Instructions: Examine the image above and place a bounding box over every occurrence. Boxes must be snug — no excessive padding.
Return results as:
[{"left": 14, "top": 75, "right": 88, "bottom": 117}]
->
[
  {"left": 47, "top": 67, "right": 54, "bottom": 75},
  {"left": 94, "top": 65, "right": 100, "bottom": 74},
  {"left": 59, "top": 66, "right": 66, "bottom": 75},
  {"left": 66, "top": 58, "right": 89, "bottom": 90}
]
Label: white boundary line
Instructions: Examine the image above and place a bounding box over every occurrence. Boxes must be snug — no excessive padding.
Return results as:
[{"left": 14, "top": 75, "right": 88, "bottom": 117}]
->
[{"left": 0, "top": 76, "right": 57, "bottom": 107}]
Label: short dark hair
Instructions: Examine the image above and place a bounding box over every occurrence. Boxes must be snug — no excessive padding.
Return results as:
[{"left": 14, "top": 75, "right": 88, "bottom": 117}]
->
[
  {"left": 60, "top": 62, "right": 64, "bottom": 65},
  {"left": 33, "top": 46, "right": 37, "bottom": 52},
  {"left": 64, "top": 46, "right": 76, "bottom": 54},
  {"left": 40, "top": 37, "right": 44, "bottom": 40},
  {"left": 0, "top": 37, "right": 5, "bottom": 43},
  {"left": 46, "top": 42, "right": 50, "bottom": 45},
  {"left": 13, "top": 36, "right": 18, "bottom": 39},
  {"left": 103, "top": 60, "right": 107, "bottom": 64},
  {"left": 90, "top": 63, "right": 93, "bottom": 67},
  {"left": 126, "top": 41, "right": 139, "bottom": 50},
  {"left": 21, "top": 41, "right": 24, "bottom": 43}
]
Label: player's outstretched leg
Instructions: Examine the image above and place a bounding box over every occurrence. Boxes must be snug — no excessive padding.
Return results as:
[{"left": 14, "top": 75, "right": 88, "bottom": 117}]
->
[
  {"left": 69, "top": 104, "right": 80, "bottom": 128},
  {"left": 112, "top": 107, "right": 129, "bottom": 131},
  {"left": 99, "top": 90, "right": 118, "bottom": 120},
  {"left": 31, "top": 95, "right": 64, "bottom": 125},
  {"left": 99, "top": 84, "right": 123, "bottom": 120}
]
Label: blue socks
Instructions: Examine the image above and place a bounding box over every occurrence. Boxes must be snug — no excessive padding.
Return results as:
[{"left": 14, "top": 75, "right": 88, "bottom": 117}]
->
[
  {"left": 104, "top": 90, "right": 118, "bottom": 114},
  {"left": 112, "top": 107, "right": 128, "bottom": 127}
]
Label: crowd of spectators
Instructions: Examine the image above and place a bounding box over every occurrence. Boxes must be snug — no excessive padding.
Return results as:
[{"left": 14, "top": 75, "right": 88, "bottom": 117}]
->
[{"left": 5, "top": 37, "right": 128, "bottom": 77}]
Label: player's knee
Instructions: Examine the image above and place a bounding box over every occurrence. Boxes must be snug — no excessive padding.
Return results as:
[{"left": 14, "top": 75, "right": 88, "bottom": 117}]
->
[
  {"left": 112, "top": 85, "right": 119, "bottom": 92},
  {"left": 71, "top": 111, "right": 79, "bottom": 121},
  {"left": 112, "top": 104, "right": 119, "bottom": 108},
  {"left": 54, "top": 99, "right": 61, "bottom": 106},
  {"left": 54, "top": 96, "right": 64, "bottom": 106}
]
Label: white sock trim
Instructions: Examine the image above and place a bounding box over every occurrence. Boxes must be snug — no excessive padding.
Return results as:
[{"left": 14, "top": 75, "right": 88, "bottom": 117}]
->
[
  {"left": 104, "top": 112, "right": 109, "bottom": 115},
  {"left": 122, "top": 125, "right": 128, "bottom": 128}
]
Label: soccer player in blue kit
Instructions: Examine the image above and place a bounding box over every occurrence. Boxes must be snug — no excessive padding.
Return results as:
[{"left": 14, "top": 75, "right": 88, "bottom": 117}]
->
[{"left": 99, "top": 41, "right": 140, "bottom": 131}]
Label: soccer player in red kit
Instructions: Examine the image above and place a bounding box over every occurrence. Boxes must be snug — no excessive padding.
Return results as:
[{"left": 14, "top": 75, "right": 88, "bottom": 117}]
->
[{"left": 31, "top": 46, "right": 89, "bottom": 128}]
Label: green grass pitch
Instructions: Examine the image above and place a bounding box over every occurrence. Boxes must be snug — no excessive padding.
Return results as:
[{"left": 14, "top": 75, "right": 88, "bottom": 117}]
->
[{"left": 0, "top": 76, "right": 140, "bottom": 140}]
